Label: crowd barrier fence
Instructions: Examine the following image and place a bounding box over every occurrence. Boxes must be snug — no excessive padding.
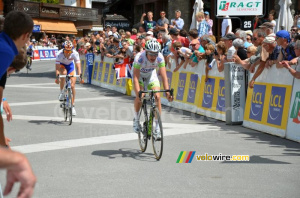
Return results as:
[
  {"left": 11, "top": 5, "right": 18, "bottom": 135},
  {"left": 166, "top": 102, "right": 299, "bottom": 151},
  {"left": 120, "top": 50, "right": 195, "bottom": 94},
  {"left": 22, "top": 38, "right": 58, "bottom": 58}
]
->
[{"left": 80, "top": 54, "right": 300, "bottom": 143}]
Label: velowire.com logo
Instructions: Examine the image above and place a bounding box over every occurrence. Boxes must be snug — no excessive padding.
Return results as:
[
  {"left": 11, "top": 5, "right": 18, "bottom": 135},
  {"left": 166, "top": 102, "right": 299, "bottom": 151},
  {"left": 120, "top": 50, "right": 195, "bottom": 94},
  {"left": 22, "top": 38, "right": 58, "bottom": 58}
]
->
[{"left": 176, "top": 151, "right": 250, "bottom": 163}]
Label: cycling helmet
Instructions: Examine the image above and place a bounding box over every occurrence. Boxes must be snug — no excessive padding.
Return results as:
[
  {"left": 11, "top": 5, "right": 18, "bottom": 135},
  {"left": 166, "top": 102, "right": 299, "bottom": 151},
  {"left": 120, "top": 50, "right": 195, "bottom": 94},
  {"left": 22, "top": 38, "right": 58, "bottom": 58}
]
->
[
  {"left": 64, "top": 41, "right": 73, "bottom": 50},
  {"left": 145, "top": 39, "right": 161, "bottom": 53}
]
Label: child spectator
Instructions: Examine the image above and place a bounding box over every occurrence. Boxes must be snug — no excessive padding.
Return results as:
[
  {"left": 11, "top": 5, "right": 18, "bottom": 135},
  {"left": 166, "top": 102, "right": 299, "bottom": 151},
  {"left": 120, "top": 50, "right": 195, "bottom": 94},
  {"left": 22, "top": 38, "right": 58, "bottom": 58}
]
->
[
  {"left": 204, "top": 43, "right": 215, "bottom": 82},
  {"left": 215, "top": 41, "right": 227, "bottom": 72}
]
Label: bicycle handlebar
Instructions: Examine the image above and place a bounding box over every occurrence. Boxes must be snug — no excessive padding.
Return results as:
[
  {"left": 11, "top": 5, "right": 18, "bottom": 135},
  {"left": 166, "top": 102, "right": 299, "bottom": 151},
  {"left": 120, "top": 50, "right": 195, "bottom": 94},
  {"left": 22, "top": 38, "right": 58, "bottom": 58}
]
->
[{"left": 138, "top": 88, "right": 174, "bottom": 99}]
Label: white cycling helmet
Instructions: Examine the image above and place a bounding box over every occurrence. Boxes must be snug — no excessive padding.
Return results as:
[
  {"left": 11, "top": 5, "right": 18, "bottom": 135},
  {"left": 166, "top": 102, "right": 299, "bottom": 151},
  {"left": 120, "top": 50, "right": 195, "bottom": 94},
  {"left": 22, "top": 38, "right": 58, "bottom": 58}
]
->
[
  {"left": 145, "top": 39, "right": 161, "bottom": 53},
  {"left": 64, "top": 40, "right": 73, "bottom": 50}
]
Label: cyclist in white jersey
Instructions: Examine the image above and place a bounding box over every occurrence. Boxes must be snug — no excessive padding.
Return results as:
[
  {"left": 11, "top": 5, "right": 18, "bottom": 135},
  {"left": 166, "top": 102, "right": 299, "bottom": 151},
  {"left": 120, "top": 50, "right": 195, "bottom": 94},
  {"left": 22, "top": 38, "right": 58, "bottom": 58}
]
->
[
  {"left": 55, "top": 41, "right": 82, "bottom": 116},
  {"left": 132, "top": 39, "right": 173, "bottom": 139}
]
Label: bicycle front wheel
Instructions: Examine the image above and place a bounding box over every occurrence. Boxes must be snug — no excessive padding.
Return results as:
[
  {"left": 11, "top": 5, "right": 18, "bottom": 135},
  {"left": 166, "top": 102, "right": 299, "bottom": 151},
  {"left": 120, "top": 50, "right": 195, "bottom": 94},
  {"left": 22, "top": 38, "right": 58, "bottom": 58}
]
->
[
  {"left": 138, "top": 101, "right": 148, "bottom": 152},
  {"left": 151, "top": 108, "right": 163, "bottom": 160},
  {"left": 68, "top": 89, "right": 72, "bottom": 125}
]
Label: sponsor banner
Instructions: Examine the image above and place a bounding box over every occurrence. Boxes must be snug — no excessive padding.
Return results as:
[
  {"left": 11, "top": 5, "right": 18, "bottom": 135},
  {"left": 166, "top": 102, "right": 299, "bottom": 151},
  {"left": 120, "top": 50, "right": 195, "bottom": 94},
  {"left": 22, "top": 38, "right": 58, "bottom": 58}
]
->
[
  {"left": 33, "top": 25, "right": 41, "bottom": 33},
  {"left": 244, "top": 83, "right": 292, "bottom": 131},
  {"left": 109, "top": 64, "right": 115, "bottom": 84},
  {"left": 216, "top": 79, "right": 225, "bottom": 112},
  {"left": 98, "top": 62, "right": 104, "bottom": 82},
  {"left": 217, "top": 0, "right": 263, "bottom": 16},
  {"left": 187, "top": 74, "right": 198, "bottom": 104},
  {"left": 33, "top": 50, "right": 40, "bottom": 60},
  {"left": 176, "top": 72, "right": 187, "bottom": 101},
  {"left": 201, "top": 78, "right": 215, "bottom": 109},
  {"left": 104, "top": 63, "right": 110, "bottom": 83},
  {"left": 286, "top": 78, "right": 300, "bottom": 142},
  {"left": 249, "top": 84, "right": 266, "bottom": 122},
  {"left": 39, "top": 49, "right": 58, "bottom": 59},
  {"left": 267, "top": 86, "right": 286, "bottom": 126},
  {"left": 93, "top": 62, "right": 99, "bottom": 80}
]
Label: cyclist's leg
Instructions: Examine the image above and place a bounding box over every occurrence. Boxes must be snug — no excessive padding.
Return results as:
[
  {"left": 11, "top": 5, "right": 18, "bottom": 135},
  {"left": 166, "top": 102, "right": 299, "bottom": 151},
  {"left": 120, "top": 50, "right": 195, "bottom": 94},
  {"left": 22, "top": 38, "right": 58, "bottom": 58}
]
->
[
  {"left": 134, "top": 78, "right": 144, "bottom": 114},
  {"left": 65, "top": 63, "right": 76, "bottom": 105},
  {"left": 148, "top": 70, "right": 161, "bottom": 114},
  {"left": 59, "top": 65, "right": 67, "bottom": 91}
]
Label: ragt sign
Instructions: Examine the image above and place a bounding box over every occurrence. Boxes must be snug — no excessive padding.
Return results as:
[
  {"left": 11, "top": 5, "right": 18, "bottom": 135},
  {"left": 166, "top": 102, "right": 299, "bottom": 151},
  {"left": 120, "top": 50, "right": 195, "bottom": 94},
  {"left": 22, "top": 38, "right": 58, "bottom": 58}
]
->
[{"left": 217, "top": 0, "right": 263, "bottom": 16}]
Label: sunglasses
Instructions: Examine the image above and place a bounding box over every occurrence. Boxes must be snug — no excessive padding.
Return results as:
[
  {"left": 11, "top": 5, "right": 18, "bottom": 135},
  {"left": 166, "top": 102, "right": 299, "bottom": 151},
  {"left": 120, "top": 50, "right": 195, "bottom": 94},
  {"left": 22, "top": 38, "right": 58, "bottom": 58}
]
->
[
  {"left": 291, "top": 29, "right": 297, "bottom": 32},
  {"left": 175, "top": 47, "right": 180, "bottom": 50},
  {"left": 252, "top": 37, "right": 258, "bottom": 41},
  {"left": 64, "top": 50, "right": 72, "bottom": 54},
  {"left": 190, "top": 44, "right": 198, "bottom": 46},
  {"left": 147, "top": 52, "right": 158, "bottom": 57}
]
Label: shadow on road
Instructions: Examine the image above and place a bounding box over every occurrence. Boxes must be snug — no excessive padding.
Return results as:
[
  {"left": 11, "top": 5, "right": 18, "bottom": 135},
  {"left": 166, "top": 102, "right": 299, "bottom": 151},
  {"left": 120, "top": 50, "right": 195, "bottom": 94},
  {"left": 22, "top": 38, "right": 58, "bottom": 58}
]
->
[
  {"left": 28, "top": 120, "right": 67, "bottom": 126},
  {"left": 92, "top": 148, "right": 158, "bottom": 162},
  {"left": 222, "top": 155, "right": 291, "bottom": 164}
]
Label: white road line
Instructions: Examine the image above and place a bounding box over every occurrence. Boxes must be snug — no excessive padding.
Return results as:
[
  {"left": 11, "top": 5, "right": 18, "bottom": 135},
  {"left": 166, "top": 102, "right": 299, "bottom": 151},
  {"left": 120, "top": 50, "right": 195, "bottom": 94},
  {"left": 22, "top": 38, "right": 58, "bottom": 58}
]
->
[
  {"left": 6, "top": 83, "right": 56, "bottom": 87},
  {"left": 6, "top": 86, "right": 86, "bottom": 89},
  {"left": 10, "top": 114, "right": 221, "bottom": 130},
  {"left": 12, "top": 126, "right": 219, "bottom": 154},
  {"left": 9, "top": 97, "right": 115, "bottom": 107}
]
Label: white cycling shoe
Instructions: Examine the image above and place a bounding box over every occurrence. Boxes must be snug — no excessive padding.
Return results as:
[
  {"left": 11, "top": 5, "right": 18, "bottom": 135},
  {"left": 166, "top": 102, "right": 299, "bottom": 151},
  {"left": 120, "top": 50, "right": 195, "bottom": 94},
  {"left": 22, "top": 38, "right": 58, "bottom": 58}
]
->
[
  {"left": 58, "top": 93, "right": 64, "bottom": 101},
  {"left": 154, "top": 128, "right": 161, "bottom": 141},
  {"left": 72, "top": 106, "right": 76, "bottom": 116},
  {"left": 133, "top": 118, "right": 141, "bottom": 134}
]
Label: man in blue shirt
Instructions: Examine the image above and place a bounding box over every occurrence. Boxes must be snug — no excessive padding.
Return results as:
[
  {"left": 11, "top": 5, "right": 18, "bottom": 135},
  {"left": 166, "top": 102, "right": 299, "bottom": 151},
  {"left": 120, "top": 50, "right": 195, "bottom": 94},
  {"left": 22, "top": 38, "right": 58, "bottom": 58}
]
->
[
  {"left": 140, "top": 11, "right": 157, "bottom": 32},
  {"left": 0, "top": 10, "right": 35, "bottom": 198},
  {"left": 170, "top": 10, "right": 184, "bottom": 30}
]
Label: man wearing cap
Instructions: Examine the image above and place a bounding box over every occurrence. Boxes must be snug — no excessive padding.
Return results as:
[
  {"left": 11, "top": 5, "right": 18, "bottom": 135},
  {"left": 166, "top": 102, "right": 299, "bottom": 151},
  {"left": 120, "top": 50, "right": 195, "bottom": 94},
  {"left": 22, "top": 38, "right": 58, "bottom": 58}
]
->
[
  {"left": 222, "top": 33, "right": 236, "bottom": 61},
  {"left": 248, "top": 34, "right": 280, "bottom": 88},
  {"left": 276, "top": 30, "right": 297, "bottom": 68},
  {"left": 259, "top": 22, "right": 274, "bottom": 36},
  {"left": 140, "top": 11, "right": 157, "bottom": 32},
  {"left": 281, "top": 40, "right": 300, "bottom": 79},
  {"left": 156, "top": 11, "right": 169, "bottom": 34},
  {"left": 105, "top": 25, "right": 112, "bottom": 38},
  {"left": 204, "top": 11, "right": 213, "bottom": 35},
  {"left": 170, "top": 10, "right": 184, "bottom": 30}
]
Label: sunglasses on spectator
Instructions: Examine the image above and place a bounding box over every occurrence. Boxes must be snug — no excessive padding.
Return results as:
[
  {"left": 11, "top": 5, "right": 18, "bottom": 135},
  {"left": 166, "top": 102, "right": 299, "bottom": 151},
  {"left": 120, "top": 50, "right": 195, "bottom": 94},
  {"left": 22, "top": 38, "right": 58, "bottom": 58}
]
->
[
  {"left": 175, "top": 47, "right": 180, "bottom": 50},
  {"left": 252, "top": 37, "right": 258, "bottom": 41},
  {"left": 247, "top": 38, "right": 251, "bottom": 41},
  {"left": 190, "top": 44, "right": 198, "bottom": 46},
  {"left": 291, "top": 29, "right": 297, "bottom": 32}
]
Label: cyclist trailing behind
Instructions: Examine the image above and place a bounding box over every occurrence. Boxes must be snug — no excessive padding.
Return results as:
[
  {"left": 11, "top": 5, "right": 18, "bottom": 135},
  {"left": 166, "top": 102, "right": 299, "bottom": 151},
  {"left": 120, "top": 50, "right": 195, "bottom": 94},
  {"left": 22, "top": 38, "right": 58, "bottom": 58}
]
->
[
  {"left": 132, "top": 38, "right": 173, "bottom": 140},
  {"left": 55, "top": 41, "right": 83, "bottom": 116},
  {"left": 26, "top": 41, "right": 34, "bottom": 70}
]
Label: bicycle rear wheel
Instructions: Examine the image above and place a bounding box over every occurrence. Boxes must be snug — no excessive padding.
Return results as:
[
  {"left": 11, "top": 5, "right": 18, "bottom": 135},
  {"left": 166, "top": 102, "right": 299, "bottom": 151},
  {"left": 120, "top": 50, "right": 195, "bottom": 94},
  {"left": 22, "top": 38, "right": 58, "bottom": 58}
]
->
[
  {"left": 138, "top": 101, "right": 148, "bottom": 152},
  {"left": 151, "top": 108, "right": 163, "bottom": 160},
  {"left": 68, "top": 89, "right": 72, "bottom": 125},
  {"left": 64, "top": 98, "right": 68, "bottom": 122}
]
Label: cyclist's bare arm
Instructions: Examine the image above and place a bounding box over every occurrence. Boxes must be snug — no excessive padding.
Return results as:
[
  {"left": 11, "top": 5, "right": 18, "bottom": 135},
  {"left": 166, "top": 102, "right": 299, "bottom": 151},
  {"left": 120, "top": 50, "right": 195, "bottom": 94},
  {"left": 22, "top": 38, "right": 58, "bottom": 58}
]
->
[
  {"left": 55, "top": 64, "right": 60, "bottom": 76},
  {"left": 75, "top": 62, "right": 81, "bottom": 76},
  {"left": 133, "top": 68, "right": 141, "bottom": 95},
  {"left": 159, "top": 66, "right": 173, "bottom": 101}
]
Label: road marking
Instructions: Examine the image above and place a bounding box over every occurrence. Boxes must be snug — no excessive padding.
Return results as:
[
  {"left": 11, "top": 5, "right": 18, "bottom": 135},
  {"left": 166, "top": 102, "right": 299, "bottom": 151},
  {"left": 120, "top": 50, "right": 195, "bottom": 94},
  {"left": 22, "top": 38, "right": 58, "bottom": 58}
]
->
[
  {"left": 12, "top": 124, "right": 221, "bottom": 154},
  {"left": 10, "top": 114, "right": 221, "bottom": 130},
  {"left": 6, "top": 83, "right": 55, "bottom": 87},
  {"left": 9, "top": 97, "right": 115, "bottom": 107}
]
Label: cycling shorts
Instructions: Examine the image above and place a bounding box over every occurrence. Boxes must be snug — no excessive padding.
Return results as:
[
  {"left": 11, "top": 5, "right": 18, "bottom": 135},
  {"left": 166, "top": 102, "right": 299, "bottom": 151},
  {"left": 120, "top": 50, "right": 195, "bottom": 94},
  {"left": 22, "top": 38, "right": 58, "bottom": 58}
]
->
[
  {"left": 60, "top": 62, "right": 75, "bottom": 75},
  {"left": 137, "top": 70, "right": 160, "bottom": 90}
]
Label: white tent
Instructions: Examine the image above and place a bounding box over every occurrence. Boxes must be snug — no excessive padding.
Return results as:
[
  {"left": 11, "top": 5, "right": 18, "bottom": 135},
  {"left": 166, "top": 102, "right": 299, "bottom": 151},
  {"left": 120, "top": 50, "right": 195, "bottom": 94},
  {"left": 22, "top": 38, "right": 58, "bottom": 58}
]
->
[
  {"left": 190, "top": 0, "right": 204, "bottom": 30},
  {"left": 275, "top": 0, "right": 294, "bottom": 32}
]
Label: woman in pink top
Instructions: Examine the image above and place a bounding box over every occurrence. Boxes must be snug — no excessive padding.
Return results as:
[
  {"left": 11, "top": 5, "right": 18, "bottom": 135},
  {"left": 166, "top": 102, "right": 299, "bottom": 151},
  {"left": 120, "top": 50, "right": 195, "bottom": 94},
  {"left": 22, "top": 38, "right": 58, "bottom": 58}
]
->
[{"left": 204, "top": 11, "right": 213, "bottom": 35}]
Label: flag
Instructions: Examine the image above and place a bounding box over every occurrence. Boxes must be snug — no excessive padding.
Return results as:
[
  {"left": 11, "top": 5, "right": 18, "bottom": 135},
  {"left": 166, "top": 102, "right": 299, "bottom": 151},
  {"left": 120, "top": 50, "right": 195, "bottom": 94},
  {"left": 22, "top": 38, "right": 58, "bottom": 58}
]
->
[{"left": 114, "top": 57, "right": 132, "bottom": 79}]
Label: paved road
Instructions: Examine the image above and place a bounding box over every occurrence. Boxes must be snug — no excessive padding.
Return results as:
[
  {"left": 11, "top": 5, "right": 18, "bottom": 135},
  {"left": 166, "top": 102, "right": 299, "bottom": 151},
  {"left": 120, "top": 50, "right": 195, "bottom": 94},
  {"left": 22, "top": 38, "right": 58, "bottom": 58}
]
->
[{"left": 0, "top": 60, "right": 299, "bottom": 198}]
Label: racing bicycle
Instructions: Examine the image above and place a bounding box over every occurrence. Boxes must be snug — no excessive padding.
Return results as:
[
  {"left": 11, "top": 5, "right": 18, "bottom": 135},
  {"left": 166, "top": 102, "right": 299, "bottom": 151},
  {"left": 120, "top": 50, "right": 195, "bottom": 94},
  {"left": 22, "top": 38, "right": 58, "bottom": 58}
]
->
[
  {"left": 59, "top": 74, "right": 81, "bottom": 125},
  {"left": 26, "top": 56, "right": 32, "bottom": 74},
  {"left": 137, "top": 89, "right": 173, "bottom": 160}
]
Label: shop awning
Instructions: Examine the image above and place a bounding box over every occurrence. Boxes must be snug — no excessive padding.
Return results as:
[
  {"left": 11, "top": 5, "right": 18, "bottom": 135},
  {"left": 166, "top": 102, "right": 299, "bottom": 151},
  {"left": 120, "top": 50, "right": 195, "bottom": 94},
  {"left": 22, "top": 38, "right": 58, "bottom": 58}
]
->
[{"left": 33, "top": 19, "right": 77, "bottom": 34}]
